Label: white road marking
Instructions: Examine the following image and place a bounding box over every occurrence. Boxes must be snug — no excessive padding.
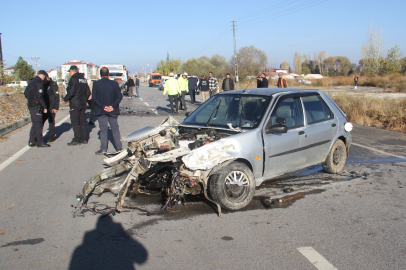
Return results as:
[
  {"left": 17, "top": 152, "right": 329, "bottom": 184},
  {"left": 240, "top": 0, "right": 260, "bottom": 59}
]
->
[
  {"left": 144, "top": 102, "right": 150, "bottom": 107},
  {"left": 139, "top": 98, "right": 143, "bottom": 101},
  {"left": 0, "top": 114, "right": 71, "bottom": 173},
  {"left": 297, "top": 247, "right": 337, "bottom": 270},
  {"left": 352, "top": 142, "right": 406, "bottom": 160}
]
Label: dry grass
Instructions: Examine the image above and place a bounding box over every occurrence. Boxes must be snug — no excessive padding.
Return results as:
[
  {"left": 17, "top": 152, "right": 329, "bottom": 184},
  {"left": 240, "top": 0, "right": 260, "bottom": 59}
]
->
[{"left": 331, "top": 93, "right": 406, "bottom": 133}]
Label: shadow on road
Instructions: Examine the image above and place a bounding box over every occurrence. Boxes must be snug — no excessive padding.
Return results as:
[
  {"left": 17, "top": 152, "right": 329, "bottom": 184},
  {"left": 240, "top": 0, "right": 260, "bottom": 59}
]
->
[
  {"left": 43, "top": 122, "right": 72, "bottom": 142},
  {"left": 69, "top": 215, "right": 148, "bottom": 270}
]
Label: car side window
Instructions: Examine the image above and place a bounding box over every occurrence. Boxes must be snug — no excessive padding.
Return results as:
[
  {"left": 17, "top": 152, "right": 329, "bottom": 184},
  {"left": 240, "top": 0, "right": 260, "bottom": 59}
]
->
[
  {"left": 302, "top": 95, "right": 334, "bottom": 124},
  {"left": 271, "top": 97, "right": 304, "bottom": 129}
]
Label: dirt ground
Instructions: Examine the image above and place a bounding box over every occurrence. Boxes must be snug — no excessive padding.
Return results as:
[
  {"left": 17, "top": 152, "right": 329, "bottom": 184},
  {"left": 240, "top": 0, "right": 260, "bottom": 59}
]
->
[{"left": 0, "top": 92, "right": 30, "bottom": 129}]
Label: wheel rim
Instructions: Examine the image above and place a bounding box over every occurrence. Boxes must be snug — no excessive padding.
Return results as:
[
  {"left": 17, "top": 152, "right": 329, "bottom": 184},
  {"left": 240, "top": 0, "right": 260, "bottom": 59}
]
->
[
  {"left": 333, "top": 145, "right": 344, "bottom": 166},
  {"left": 224, "top": 171, "right": 249, "bottom": 201}
]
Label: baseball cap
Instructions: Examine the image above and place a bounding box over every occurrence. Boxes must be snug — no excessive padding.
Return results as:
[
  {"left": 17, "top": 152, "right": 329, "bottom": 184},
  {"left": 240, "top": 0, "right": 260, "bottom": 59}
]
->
[
  {"left": 38, "top": 70, "right": 48, "bottom": 77},
  {"left": 169, "top": 72, "right": 174, "bottom": 77},
  {"left": 183, "top": 72, "right": 188, "bottom": 76},
  {"left": 67, "top": 65, "right": 78, "bottom": 72}
]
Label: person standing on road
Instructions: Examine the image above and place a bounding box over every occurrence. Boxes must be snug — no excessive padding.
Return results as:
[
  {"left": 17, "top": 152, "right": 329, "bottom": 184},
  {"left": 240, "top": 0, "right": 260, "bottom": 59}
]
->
[
  {"left": 124, "top": 77, "right": 135, "bottom": 98},
  {"left": 275, "top": 72, "right": 288, "bottom": 88},
  {"left": 42, "top": 77, "right": 60, "bottom": 142},
  {"left": 221, "top": 73, "right": 234, "bottom": 92},
  {"left": 257, "top": 72, "right": 268, "bottom": 88},
  {"left": 134, "top": 75, "right": 140, "bottom": 97},
  {"left": 354, "top": 76, "right": 358, "bottom": 89},
  {"left": 208, "top": 71, "right": 219, "bottom": 97},
  {"left": 92, "top": 67, "right": 123, "bottom": 155},
  {"left": 63, "top": 65, "right": 91, "bottom": 146},
  {"left": 163, "top": 73, "right": 181, "bottom": 114},
  {"left": 178, "top": 72, "right": 189, "bottom": 110},
  {"left": 24, "top": 70, "right": 50, "bottom": 147},
  {"left": 199, "top": 75, "right": 210, "bottom": 102},
  {"left": 188, "top": 74, "right": 198, "bottom": 104}
]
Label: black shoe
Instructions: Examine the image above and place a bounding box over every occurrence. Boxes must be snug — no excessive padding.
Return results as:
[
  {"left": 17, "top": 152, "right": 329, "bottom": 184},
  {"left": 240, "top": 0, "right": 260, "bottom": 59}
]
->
[
  {"left": 67, "top": 141, "right": 80, "bottom": 146},
  {"left": 95, "top": 150, "right": 106, "bottom": 155},
  {"left": 88, "top": 121, "right": 95, "bottom": 125},
  {"left": 28, "top": 142, "right": 37, "bottom": 147},
  {"left": 47, "top": 136, "right": 56, "bottom": 143},
  {"left": 37, "top": 143, "right": 51, "bottom": 148},
  {"left": 80, "top": 139, "right": 88, "bottom": 144}
]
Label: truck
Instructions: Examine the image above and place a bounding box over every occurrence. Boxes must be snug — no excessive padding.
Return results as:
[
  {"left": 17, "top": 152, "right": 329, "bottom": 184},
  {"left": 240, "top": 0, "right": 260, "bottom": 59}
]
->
[
  {"left": 100, "top": 64, "right": 128, "bottom": 87},
  {"left": 148, "top": 73, "right": 162, "bottom": 87}
]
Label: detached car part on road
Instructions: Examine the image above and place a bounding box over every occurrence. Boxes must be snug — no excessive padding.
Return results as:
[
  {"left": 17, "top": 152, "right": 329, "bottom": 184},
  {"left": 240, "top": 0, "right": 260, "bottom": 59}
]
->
[{"left": 77, "top": 88, "right": 352, "bottom": 216}]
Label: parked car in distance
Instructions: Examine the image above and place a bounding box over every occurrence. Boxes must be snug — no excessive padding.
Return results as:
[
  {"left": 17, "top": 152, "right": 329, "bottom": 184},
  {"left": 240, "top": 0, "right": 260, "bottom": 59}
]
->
[
  {"left": 298, "top": 79, "right": 311, "bottom": 84},
  {"left": 158, "top": 77, "right": 168, "bottom": 90},
  {"left": 6, "top": 81, "right": 28, "bottom": 87},
  {"left": 80, "top": 88, "right": 353, "bottom": 214}
]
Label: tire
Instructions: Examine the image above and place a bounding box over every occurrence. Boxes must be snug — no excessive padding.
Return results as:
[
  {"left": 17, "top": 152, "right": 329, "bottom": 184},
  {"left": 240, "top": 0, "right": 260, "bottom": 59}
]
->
[
  {"left": 322, "top": 139, "right": 347, "bottom": 174},
  {"left": 209, "top": 161, "right": 255, "bottom": 210}
]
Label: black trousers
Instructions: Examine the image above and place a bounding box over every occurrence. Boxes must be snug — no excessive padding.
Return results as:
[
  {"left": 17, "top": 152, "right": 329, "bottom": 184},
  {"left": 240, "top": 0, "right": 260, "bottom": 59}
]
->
[
  {"left": 179, "top": 91, "right": 187, "bottom": 109},
  {"left": 189, "top": 89, "right": 196, "bottom": 103},
  {"left": 69, "top": 105, "right": 87, "bottom": 142},
  {"left": 169, "top": 95, "right": 179, "bottom": 113},
  {"left": 29, "top": 107, "right": 44, "bottom": 144},
  {"left": 42, "top": 111, "right": 56, "bottom": 139},
  {"left": 87, "top": 99, "right": 95, "bottom": 122}
]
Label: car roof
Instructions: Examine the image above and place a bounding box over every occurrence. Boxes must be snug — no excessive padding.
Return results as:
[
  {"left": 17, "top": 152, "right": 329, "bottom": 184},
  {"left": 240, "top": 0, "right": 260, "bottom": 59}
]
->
[{"left": 219, "top": 88, "right": 322, "bottom": 96}]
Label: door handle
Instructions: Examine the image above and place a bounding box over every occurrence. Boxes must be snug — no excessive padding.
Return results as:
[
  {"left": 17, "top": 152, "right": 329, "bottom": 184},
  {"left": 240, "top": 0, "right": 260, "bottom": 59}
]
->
[
  {"left": 331, "top": 123, "right": 337, "bottom": 127},
  {"left": 298, "top": 131, "right": 305, "bottom": 135}
]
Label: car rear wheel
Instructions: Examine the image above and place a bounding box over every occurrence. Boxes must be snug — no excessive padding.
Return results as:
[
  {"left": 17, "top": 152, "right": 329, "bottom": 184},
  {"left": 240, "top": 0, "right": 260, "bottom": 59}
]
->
[
  {"left": 209, "top": 162, "right": 255, "bottom": 210},
  {"left": 322, "top": 139, "right": 347, "bottom": 174}
]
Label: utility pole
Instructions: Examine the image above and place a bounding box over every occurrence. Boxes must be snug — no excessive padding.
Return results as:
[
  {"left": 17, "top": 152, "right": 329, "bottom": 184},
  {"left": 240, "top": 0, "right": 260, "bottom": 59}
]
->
[
  {"left": 231, "top": 21, "right": 239, "bottom": 86},
  {"left": 0, "top": 33, "right": 3, "bottom": 85},
  {"left": 31, "top": 56, "right": 40, "bottom": 75}
]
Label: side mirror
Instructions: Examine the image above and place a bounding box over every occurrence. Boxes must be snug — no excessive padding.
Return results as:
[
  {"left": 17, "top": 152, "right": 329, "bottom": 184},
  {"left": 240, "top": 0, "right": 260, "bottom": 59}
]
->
[{"left": 266, "top": 125, "right": 288, "bottom": 134}]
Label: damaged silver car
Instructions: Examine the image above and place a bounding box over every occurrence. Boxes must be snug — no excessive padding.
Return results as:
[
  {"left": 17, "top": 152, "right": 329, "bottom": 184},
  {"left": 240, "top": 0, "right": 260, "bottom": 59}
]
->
[{"left": 76, "top": 88, "right": 353, "bottom": 215}]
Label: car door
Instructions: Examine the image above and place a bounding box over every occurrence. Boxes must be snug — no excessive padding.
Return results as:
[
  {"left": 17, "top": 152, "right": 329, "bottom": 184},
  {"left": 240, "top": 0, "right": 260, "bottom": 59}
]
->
[
  {"left": 262, "top": 94, "right": 306, "bottom": 179},
  {"left": 300, "top": 93, "right": 338, "bottom": 165}
]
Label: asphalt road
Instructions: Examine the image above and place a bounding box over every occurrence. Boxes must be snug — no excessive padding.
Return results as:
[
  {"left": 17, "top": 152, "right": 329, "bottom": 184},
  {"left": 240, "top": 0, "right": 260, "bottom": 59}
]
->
[{"left": 1, "top": 84, "right": 406, "bottom": 270}]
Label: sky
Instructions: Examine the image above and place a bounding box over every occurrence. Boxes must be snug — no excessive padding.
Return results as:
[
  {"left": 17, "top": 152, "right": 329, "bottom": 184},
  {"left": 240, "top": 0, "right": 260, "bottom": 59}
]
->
[{"left": 1, "top": 0, "right": 405, "bottom": 75}]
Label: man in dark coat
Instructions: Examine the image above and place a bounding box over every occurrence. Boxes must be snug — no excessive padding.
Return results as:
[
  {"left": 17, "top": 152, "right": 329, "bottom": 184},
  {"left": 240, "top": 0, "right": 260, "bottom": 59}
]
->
[
  {"left": 188, "top": 74, "right": 199, "bottom": 104},
  {"left": 257, "top": 73, "right": 268, "bottom": 88},
  {"left": 92, "top": 67, "right": 123, "bottom": 155},
  {"left": 63, "top": 65, "right": 91, "bottom": 145},
  {"left": 221, "top": 73, "right": 234, "bottom": 91},
  {"left": 124, "top": 77, "right": 135, "bottom": 98},
  {"left": 24, "top": 70, "right": 50, "bottom": 147},
  {"left": 134, "top": 75, "right": 140, "bottom": 97},
  {"left": 42, "top": 77, "right": 60, "bottom": 142}
]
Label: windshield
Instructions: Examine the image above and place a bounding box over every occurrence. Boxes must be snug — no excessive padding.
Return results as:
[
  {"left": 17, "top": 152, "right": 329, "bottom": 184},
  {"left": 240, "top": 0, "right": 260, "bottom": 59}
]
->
[
  {"left": 152, "top": 75, "right": 161, "bottom": 79},
  {"left": 183, "top": 94, "right": 272, "bottom": 129}
]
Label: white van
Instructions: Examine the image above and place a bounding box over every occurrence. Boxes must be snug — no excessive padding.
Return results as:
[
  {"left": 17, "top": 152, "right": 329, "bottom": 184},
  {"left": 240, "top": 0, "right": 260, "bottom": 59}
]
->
[{"left": 6, "top": 81, "right": 28, "bottom": 87}]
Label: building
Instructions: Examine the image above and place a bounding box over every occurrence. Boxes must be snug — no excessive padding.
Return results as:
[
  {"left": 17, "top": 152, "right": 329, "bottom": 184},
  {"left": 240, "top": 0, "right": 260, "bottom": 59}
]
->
[
  {"left": 4, "top": 67, "right": 14, "bottom": 76},
  {"left": 47, "top": 69, "right": 58, "bottom": 80},
  {"left": 61, "top": 60, "right": 100, "bottom": 80}
]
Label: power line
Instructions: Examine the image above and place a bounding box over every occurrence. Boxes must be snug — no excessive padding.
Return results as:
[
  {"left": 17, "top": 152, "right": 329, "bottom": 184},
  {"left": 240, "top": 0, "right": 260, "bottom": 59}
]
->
[
  {"left": 31, "top": 56, "right": 40, "bottom": 75},
  {"left": 232, "top": 21, "right": 239, "bottom": 84}
]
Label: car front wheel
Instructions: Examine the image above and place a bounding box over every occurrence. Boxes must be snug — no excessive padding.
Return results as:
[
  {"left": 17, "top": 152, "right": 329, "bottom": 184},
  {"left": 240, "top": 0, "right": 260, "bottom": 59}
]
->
[
  {"left": 209, "top": 162, "right": 255, "bottom": 210},
  {"left": 322, "top": 139, "right": 347, "bottom": 174}
]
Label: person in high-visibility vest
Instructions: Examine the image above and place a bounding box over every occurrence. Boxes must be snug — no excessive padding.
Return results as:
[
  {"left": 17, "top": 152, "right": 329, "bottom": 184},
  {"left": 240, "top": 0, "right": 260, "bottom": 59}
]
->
[
  {"left": 163, "top": 73, "right": 181, "bottom": 114},
  {"left": 275, "top": 72, "right": 288, "bottom": 88}
]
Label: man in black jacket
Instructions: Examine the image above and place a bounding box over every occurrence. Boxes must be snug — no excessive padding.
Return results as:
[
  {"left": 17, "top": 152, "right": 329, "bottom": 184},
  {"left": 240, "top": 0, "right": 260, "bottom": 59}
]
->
[
  {"left": 92, "top": 67, "right": 123, "bottom": 155},
  {"left": 199, "top": 75, "right": 210, "bottom": 102},
  {"left": 124, "top": 77, "right": 135, "bottom": 98},
  {"left": 257, "top": 73, "right": 268, "bottom": 88},
  {"left": 188, "top": 75, "right": 198, "bottom": 104},
  {"left": 42, "top": 77, "right": 60, "bottom": 142},
  {"left": 24, "top": 70, "right": 50, "bottom": 147},
  {"left": 63, "top": 65, "right": 91, "bottom": 146},
  {"left": 221, "top": 73, "right": 234, "bottom": 91},
  {"left": 134, "top": 75, "right": 140, "bottom": 97}
]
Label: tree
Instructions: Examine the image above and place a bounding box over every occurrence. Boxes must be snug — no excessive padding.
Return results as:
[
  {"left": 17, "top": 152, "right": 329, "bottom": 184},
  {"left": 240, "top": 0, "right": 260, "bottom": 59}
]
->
[
  {"left": 13, "top": 56, "right": 35, "bottom": 81},
  {"left": 154, "top": 57, "right": 181, "bottom": 76},
  {"left": 380, "top": 45, "right": 403, "bottom": 75},
  {"left": 401, "top": 57, "right": 406, "bottom": 74},
  {"left": 318, "top": 51, "right": 327, "bottom": 75},
  {"left": 362, "top": 22, "right": 384, "bottom": 75},
  {"left": 228, "top": 45, "right": 268, "bottom": 81},
  {"left": 302, "top": 66, "right": 311, "bottom": 75},
  {"left": 293, "top": 52, "right": 302, "bottom": 74},
  {"left": 280, "top": 60, "right": 289, "bottom": 71},
  {"left": 208, "top": 54, "right": 227, "bottom": 77}
]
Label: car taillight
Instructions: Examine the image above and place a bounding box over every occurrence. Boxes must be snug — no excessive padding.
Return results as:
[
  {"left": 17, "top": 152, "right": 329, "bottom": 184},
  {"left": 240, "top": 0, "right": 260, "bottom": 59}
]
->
[{"left": 345, "top": 116, "right": 350, "bottom": 122}]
